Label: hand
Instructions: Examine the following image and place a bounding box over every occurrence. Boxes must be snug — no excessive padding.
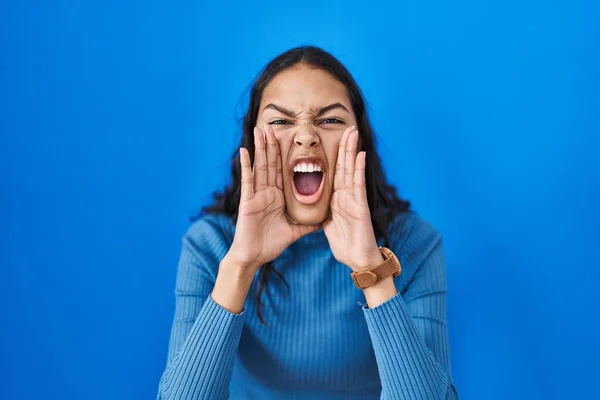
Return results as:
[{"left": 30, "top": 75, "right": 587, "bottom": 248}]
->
[
  {"left": 225, "top": 124, "right": 322, "bottom": 273},
  {"left": 322, "top": 126, "right": 383, "bottom": 272}
]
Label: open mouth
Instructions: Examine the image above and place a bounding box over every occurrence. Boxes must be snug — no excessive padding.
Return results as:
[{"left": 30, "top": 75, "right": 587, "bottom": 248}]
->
[{"left": 291, "top": 161, "right": 326, "bottom": 205}]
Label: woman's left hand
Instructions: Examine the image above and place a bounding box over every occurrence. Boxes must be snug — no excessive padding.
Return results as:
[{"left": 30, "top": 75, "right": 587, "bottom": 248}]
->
[{"left": 322, "top": 126, "right": 384, "bottom": 272}]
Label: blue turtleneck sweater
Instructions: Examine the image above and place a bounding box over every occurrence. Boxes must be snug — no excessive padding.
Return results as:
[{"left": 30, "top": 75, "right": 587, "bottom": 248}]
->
[{"left": 157, "top": 211, "right": 459, "bottom": 399}]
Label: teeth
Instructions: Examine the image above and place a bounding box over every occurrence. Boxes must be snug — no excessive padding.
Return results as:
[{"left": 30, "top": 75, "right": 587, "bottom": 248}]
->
[{"left": 293, "top": 162, "right": 322, "bottom": 173}]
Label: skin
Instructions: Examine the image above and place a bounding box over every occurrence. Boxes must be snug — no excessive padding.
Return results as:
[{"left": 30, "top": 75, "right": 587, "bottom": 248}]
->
[
  {"left": 256, "top": 65, "right": 356, "bottom": 226},
  {"left": 211, "top": 64, "right": 397, "bottom": 314}
]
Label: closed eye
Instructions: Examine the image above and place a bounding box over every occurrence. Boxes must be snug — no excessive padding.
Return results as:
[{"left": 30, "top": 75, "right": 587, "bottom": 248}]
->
[
  {"left": 320, "top": 118, "right": 343, "bottom": 124},
  {"left": 269, "top": 119, "right": 292, "bottom": 125}
]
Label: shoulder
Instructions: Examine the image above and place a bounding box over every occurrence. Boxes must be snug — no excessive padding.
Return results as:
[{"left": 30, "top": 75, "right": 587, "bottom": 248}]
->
[
  {"left": 181, "top": 212, "right": 235, "bottom": 261},
  {"left": 385, "top": 211, "right": 446, "bottom": 294}
]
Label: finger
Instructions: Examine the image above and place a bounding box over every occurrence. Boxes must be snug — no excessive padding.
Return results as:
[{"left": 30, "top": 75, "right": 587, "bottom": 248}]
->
[
  {"left": 345, "top": 130, "right": 358, "bottom": 189},
  {"left": 253, "top": 126, "right": 268, "bottom": 191},
  {"left": 334, "top": 126, "right": 353, "bottom": 190},
  {"left": 290, "top": 223, "right": 322, "bottom": 243},
  {"left": 264, "top": 123, "right": 278, "bottom": 187},
  {"left": 353, "top": 151, "right": 368, "bottom": 206},
  {"left": 274, "top": 130, "right": 283, "bottom": 190},
  {"left": 239, "top": 147, "right": 254, "bottom": 201}
]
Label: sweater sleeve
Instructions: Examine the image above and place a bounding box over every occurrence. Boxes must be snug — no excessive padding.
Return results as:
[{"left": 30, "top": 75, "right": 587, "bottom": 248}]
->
[
  {"left": 157, "top": 217, "right": 246, "bottom": 400},
  {"left": 362, "top": 214, "right": 459, "bottom": 400}
]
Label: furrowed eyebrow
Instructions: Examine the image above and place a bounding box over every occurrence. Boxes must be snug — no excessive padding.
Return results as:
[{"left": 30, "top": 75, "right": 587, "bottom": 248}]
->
[
  {"left": 263, "top": 103, "right": 299, "bottom": 118},
  {"left": 315, "top": 103, "right": 350, "bottom": 117},
  {"left": 263, "top": 102, "right": 350, "bottom": 118}
]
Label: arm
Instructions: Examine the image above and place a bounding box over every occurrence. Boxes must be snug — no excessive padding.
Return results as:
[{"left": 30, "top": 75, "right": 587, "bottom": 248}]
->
[
  {"left": 362, "top": 219, "right": 459, "bottom": 400},
  {"left": 157, "top": 221, "right": 252, "bottom": 400},
  {"left": 158, "top": 124, "right": 320, "bottom": 399}
]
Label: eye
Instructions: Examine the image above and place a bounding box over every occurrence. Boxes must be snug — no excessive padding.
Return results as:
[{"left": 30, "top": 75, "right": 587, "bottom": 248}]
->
[
  {"left": 269, "top": 119, "right": 292, "bottom": 125},
  {"left": 319, "top": 118, "right": 343, "bottom": 124}
]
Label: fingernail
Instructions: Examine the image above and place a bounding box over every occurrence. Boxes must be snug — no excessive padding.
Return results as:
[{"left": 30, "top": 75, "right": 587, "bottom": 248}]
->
[{"left": 262, "top": 124, "right": 267, "bottom": 140}]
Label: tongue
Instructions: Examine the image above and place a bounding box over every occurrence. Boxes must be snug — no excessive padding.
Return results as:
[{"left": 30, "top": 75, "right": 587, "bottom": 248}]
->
[{"left": 294, "top": 172, "right": 323, "bottom": 196}]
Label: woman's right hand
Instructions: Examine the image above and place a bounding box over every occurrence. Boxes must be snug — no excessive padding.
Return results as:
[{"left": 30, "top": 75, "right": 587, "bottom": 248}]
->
[{"left": 224, "top": 123, "right": 321, "bottom": 273}]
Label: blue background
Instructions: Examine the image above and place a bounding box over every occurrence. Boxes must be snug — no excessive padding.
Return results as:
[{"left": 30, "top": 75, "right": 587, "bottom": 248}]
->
[{"left": 1, "top": 1, "right": 599, "bottom": 399}]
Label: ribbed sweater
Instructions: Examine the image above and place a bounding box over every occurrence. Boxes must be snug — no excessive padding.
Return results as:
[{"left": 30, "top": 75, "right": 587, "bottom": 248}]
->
[{"left": 157, "top": 211, "right": 459, "bottom": 399}]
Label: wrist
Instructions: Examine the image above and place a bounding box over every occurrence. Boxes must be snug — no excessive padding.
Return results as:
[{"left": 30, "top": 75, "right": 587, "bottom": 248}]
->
[
  {"left": 350, "top": 246, "right": 401, "bottom": 307},
  {"left": 221, "top": 251, "right": 260, "bottom": 278},
  {"left": 218, "top": 259, "right": 256, "bottom": 286},
  {"left": 211, "top": 254, "right": 257, "bottom": 314},
  {"left": 352, "top": 248, "right": 384, "bottom": 272},
  {"left": 362, "top": 276, "right": 397, "bottom": 308}
]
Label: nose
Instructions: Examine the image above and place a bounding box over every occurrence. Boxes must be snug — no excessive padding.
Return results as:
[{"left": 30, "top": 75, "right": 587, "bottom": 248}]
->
[{"left": 294, "top": 125, "right": 320, "bottom": 149}]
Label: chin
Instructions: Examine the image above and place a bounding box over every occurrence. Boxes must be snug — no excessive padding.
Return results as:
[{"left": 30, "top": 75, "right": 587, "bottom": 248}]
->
[{"left": 285, "top": 203, "right": 329, "bottom": 226}]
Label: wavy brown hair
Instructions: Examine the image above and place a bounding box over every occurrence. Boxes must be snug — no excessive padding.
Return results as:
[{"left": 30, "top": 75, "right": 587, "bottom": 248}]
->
[{"left": 198, "top": 46, "right": 410, "bottom": 325}]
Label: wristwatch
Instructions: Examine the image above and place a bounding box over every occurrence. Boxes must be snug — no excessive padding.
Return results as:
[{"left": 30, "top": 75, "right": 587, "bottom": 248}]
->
[{"left": 351, "top": 246, "right": 402, "bottom": 289}]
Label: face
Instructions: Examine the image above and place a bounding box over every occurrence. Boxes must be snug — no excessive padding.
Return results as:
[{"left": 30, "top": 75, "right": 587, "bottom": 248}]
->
[{"left": 256, "top": 64, "right": 358, "bottom": 226}]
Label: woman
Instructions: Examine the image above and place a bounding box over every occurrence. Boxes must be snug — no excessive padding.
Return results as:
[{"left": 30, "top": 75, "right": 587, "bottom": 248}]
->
[{"left": 157, "top": 46, "right": 459, "bottom": 399}]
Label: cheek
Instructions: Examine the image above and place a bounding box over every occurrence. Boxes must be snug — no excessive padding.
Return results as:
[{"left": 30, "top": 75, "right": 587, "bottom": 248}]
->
[
  {"left": 276, "top": 136, "right": 293, "bottom": 158},
  {"left": 275, "top": 136, "right": 294, "bottom": 180},
  {"left": 315, "top": 146, "right": 337, "bottom": 188},
  {"left": 322, "top": 137, "right": 342, "bottom": 165}
]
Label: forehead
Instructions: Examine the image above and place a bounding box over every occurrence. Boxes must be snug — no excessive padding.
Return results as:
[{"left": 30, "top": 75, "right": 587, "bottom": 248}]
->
[{"left": 260, "top": 65, "right": 350, "bottom": 111}]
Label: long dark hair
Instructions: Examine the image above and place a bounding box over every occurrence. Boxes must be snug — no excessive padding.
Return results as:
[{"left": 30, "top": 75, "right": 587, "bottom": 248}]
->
[{"left": 199, "top": 46, "right": 410, "bottom": 325}]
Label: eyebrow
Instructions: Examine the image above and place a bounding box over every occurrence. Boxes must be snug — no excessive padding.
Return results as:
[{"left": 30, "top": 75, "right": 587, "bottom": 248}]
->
[{"left": 263, "top": 102, "right": 350, "bottom": 118}]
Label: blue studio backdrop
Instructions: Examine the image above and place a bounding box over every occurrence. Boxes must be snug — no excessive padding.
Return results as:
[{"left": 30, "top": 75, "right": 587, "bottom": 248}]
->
[{"left": 1, "top": 1, "right": 599, "bottom": 399}]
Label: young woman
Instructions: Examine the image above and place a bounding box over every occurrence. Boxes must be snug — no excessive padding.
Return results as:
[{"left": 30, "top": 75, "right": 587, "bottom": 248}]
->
[{"left": 157, "top": 46, "right": 459, "bottom": 400}]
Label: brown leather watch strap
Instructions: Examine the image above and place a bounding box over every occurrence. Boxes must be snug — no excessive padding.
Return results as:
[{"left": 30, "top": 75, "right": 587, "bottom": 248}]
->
[{"left": 351, "top": 247, "right": 401, "bottom": 289}]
